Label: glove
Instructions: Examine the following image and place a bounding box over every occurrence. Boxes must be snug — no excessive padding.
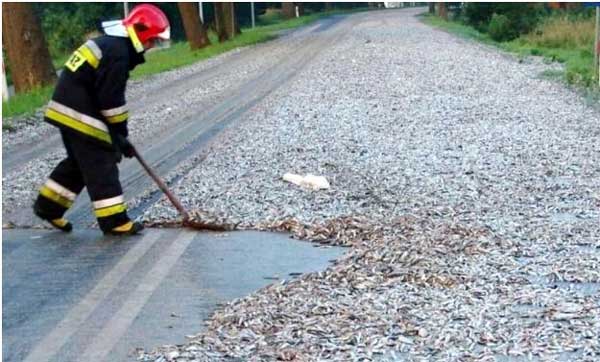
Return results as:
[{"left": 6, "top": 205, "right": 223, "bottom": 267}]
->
[{"left": 115, "top": 134, "right": 136, "bottom": 158}]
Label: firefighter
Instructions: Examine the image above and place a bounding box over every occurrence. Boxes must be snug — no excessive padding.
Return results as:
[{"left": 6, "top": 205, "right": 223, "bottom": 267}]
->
[{"left": 33, "top": 4, "right": 170, "bottom": 235}]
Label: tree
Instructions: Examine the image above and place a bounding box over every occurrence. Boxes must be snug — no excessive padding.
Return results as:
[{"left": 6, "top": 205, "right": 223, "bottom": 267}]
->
[
  {"left": 178, "top": 2, "right": 210, "bottom": 50},
  {"left": 437, "top": 2, "right": 448, "bottom": 20},
  {"left": 429, "top": 3, "right": 435, "bottom": 14},
  {"left": 2, "top": 2, "right": 56, "bottom": 93},
  {"left": 213, "top": 2, "right": 240, "bottom": 42},
  {"left": 213, "top": 2, "right": 228, "bottom": 42},
  {"left": 222, "top": 2, "right": 241, "bottom": 39},
  {"left": 282, "top": 3, "right": 296, "bottom": 19}
]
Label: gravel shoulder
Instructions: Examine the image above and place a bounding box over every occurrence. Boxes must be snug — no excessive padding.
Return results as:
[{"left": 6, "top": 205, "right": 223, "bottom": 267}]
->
[{"left": 139, "top": 8, "right": 600, "bottom": 362}]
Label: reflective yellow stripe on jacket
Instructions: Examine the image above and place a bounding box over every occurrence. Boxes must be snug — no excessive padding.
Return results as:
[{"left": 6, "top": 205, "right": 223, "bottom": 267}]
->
[
  {"left": 78, "top": 46, "right": 100, "bottom": 68},
  {"left": 127, "top": 25, "right": 145, "bottom": 53},
  {"left": 45, "top": 101, "right": 112, "bottom": 144},
  {"left": 105, "top": 113, "right": 128, "bottom": 124},
  {"left": 65, "top": 40, "right": 103, "bottom": 72},
  {"left": 101, "top": 105, "right": 128, "bottom": 124}
]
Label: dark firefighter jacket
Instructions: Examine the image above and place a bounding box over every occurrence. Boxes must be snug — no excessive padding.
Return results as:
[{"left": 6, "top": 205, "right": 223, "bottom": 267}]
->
[{"left": 44, "top": 35, "right": 145, "bottom": 148}]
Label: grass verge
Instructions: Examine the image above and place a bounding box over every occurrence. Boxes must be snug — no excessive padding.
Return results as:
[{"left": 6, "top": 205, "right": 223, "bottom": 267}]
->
[
  {"left": 2, "top": 87, "right": 54, "bottom": 129},
  {"left": 421, "top": 13, "right": 598, "bottom": 89},
  {"left": 2, "top": 8, "right": 365, "bottom": 120},
  {"left": 421, "top": 13, "right": 495, "bottom": 45}
]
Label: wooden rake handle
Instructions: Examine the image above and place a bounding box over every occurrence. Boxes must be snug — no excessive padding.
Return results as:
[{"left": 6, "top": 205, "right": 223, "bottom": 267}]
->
[{"left": 131, "top": 146, "right": 191, "bottom": 222}]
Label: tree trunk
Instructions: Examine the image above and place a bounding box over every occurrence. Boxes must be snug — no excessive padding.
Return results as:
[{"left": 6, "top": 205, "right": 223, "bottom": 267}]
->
[
  {"left": 324, "top": 2, "right": 333, "bottom": 12},
  {"left": 213, "top": 2, "right": 228, "bottom": 42},
  {"left": 564, "top": 2, "right": 580, "bottom": 10},
  {"left": 222, "top": 2, "right": 241, "bottom": 39},
  {"left": 178, "top": 2, "right": 210, "bottom": 50},
  {"left": 214, "top": 2, "right": 240, "bottom": 42},
  {"left": 282, "top": 3, "right": 296, "bottom": 19},
  {"left": 429, "top": 2, "right": 435, "bottom": 14},
  {"left": 2, "top": 2, "right": 55, "bottom": 93},
  {"left": 437, "top": 2, "right": 448, "bottom": 20}
]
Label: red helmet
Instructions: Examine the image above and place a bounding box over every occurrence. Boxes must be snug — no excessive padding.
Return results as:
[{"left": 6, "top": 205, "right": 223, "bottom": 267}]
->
[{"left": 123, "top": 4, "right": 170, "bottom": 52}]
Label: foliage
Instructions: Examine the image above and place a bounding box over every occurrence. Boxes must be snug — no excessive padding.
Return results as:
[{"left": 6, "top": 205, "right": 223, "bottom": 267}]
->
[
  {"left": 463, "top": 3, "right": 546, "bottom": 37},
  {"left": 505, "top": 14, "right": 596, "bottom": 87},
  {"left": 34, "top": 3, "right": 122, "bottom": 58},
  {"left": 33, "top": 3, "right": 194, "bottom": 59},
  {"left": 257, "top": 8, "right": 285, "bottom": 26},
  {"left": 524, "top": 15, "right": 595, "bottom": 50},
  {"left": 488, "top": 13, "right": 516, "bottom": 42}
]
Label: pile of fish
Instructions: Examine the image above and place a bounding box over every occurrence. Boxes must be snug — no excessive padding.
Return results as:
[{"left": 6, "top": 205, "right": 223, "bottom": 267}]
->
[
  {"left": 140, "top": 214, "right": 599, "bottom": 361},
  {"left": 139, "top": 8, "right": 599, "bottom": 361}
]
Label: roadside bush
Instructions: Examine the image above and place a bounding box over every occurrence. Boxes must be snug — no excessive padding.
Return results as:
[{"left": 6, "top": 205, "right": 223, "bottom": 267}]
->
[
  {"left": 35, "top": 3, "right": 122, "bottom": 58},
  {"left": 463, "top": 3, "right": 495, "bottom": 32},
  {"left": 463, "top": 3, "right": 545, "bottom": 38},
  {"left": 488, "top": 13, "right": 516, "bottom": 42},
  {"left": 42, "top": 9, "right": 87, "bottom": 58},
  {"left": 34, "top": 3, "right": 188, "bottom": 59}
]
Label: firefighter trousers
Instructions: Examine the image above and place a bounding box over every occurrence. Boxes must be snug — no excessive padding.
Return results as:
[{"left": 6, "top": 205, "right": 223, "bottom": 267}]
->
[{"left": 34, "top": 129, "right": 131, "bottom": 232}]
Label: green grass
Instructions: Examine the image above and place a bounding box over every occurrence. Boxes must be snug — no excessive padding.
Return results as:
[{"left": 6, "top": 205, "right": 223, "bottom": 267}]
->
[
  {"left": 421, "top": 13, "right": 597, "bottom": 88},
  {"left": 2, "top": 86, "right": 54, "bottom": 127},
  {"left": 503, "top": 41, "right": 595, "bottom": 86},
  {"left": 421, "top": 13, "right": 495, "bottom": 45},
  {"left": 2, "top": 56, "right": 65, "bottom": 122},
  {"left": 3, "top": 8, "right": 365, "bottom": 120}
]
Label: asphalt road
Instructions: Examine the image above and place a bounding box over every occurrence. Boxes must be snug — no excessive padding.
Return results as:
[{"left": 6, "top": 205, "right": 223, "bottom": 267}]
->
[{"left": 3, "top": 228, "right": 343, "bottom": 362}]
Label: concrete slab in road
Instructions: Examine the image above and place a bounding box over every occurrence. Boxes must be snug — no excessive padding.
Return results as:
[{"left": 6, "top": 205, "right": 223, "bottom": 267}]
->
[{"left": 2, "top": 228, "right": 345, "bottom": 362}]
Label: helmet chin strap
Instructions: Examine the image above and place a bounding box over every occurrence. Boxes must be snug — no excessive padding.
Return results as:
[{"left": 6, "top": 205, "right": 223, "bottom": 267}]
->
[
  {"left": 102, "top": 21, "right": 145, "bottom": 53},
  {"left": 126, "top": 25, "right": 145, "bottom": 53}
]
